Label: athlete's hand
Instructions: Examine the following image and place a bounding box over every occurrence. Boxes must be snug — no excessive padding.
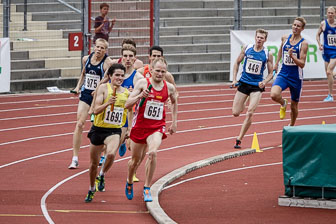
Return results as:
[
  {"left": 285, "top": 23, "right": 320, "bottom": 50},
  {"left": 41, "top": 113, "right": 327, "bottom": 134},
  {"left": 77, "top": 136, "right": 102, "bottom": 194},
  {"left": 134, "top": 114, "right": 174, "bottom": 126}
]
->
[
  {"left": 318, "top": 44, "right": 323, "bottom": 51},
  {"left": 140, "top": 88, "right": 150, "bottom": 99},
  {"left": 273, "top": 64, "right": 279, "bottom": 73},
  {"left": 107, "top": 95, "right": 117, "bottom": 105},
  {"left": 168, "top": 123, "right": 177, "bottom": 135},
  {"left": 231, "top": 80, "right": 238, "bottom": 88},
  {"left": 128, "top": 86, "right": 133, "bottom": 92},
  {"left": 259, "top": 81, "right": 266, "bottom": 89},
  {"left": 288, "top": 47, "right": 294, "bottom": 58},
  {"left": 91, "top": 90, "right": 96, "bottom": 96}
]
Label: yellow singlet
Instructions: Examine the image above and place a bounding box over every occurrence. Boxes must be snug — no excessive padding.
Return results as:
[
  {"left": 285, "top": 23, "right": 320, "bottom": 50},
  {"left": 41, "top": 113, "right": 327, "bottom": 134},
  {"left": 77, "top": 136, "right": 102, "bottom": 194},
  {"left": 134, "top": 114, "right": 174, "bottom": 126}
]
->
[{"left": 94, "top": 83, "right": 129, "bottom": 128}]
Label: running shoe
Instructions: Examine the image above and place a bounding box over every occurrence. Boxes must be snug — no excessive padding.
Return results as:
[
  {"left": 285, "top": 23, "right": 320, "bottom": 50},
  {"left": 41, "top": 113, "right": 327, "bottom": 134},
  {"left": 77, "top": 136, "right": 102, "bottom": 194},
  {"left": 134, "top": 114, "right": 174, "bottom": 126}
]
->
[
  {"left": 133, "top": 173, "right": 140, "bottom": 182},
  {"left": 234, "top": 139, "right": 241, "bottom": 149},
  {"left": 98, "top": 156, "right": 105, "bottom": 166},
  {"left": 84, "top": 189, "right": 96, "bottom": 203},
  {"left": 280, "top": 99, "right": 288, "bottom": 120},
  {"left": 68, "top": 160, "right": 78, "bottom": 169},
  {"left": 125, "top": 182, "right": 133, "bottom": 200},
  {"left": 143, "top": 187, "right": 152, "bottom": 202},
  {"left": 119, "top": 143, "right": 127, "bottom": 157},
  {"left": 90, "top": 114, "right": 95, "bottom": 122},
  {"left": 323, "top": 95, "right": 334, "bottom": 102},
  {"left": 96, "top": 175, "right": 105, "bottom": 192}
]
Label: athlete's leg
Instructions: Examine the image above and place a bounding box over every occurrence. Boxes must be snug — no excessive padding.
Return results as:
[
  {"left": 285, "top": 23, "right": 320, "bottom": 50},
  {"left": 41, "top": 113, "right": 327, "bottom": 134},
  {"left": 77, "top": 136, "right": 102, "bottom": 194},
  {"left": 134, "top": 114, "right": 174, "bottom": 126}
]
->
[
  {"left": 327, "top": 59, "right": 336, "bottom": 97},
  {"left": 270, "top": 85, "right": 286, "bottom": 106},
  {"left": 89, "top": 144, "right": 104, "bottom": 188},
  {"left": 101, "top": 134, "right": 121, "bottom": 174},
  {"left": 289, "top": 101, "right": 299, "bottom": 126},
  {"left": 144, "top": 132, "right": 163, "bottom": 187},
  {"left": 127, "top": 141, "right": 147, "bottom": 184},
  {"left": 232, "top": 91, "right": 249, "bottom": 117},
  {"left": 237, "top": 91, "right": 262, "bottom": 140}
]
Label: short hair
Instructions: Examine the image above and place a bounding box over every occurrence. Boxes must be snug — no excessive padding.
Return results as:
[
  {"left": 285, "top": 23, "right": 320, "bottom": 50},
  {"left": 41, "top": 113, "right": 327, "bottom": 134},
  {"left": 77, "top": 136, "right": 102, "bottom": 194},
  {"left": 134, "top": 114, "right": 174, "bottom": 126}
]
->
[
  {"left": 121, "top": 38, "right": 136, "bottom": 48},
  {"left": 100, "top": 3, "right": 109, "bottom": 9},
  {"left": 107, "top": 63, "right": 126, "bottom": 76},
  {"left": 95, "top": 38, "right": 109, "bottom": 49},
  {"left": 327, "top": 6, "right": 336, "bottom": 12},
  {"left": 151, "top": 57, "right": 168, "bottom": 69},
  {"left": 294, "top": 17, "right": 306, "bottom": 29},
  {"left": 149, "top": 45, "right": 164, "bottom": 56},
  {"left": 255, "top": 28, "right": 268, "bottom": 39},
  {"left": 121, "top": 44, "right": 137, "bottom": 56}
]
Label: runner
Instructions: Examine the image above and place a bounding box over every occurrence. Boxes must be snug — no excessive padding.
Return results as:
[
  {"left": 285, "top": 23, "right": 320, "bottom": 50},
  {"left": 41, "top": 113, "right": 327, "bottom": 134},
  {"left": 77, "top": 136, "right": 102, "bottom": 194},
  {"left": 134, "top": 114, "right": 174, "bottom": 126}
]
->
[
  {"left": 68, "top": 38, "right": 113, "bottom": 169},
  {"left": 84, "top": 63, "right": 129, "bottom": 202},
  {"left": 124, "top": 58, "right": 178, "bottom": 202},
  {"left": 231, "top": 29, "right": 274, "bottom": 149},
  {"left": 316, "top": 6, "right": 336, "bottom": 102},
  {"left": 271, "top": 17, "right": 308, "bottom": 126}
]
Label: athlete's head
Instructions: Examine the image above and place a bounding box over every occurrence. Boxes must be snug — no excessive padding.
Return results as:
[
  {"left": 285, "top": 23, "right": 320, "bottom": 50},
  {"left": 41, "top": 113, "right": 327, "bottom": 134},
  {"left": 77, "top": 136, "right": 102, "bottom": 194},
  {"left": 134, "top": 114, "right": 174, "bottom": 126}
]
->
[
  {"left": 149, "top": 46, "right": 164, "bottom": 63},
  {"left": 94, "top": 38, "right": 108, "bottom": 56},
  {"left": 150, "top": 58, "right": 167, "bottom": 82},
  {"left": 121, "top": 44, "right": 137, "bottom": 68},
  {"left": 292, "top": 17, "right": 306, "bottom": 34},
  {"left": 255, "top": 29, "right": 268, "bottom": 46},
  {"left": 107, "top": 63, "right": 126, "bottom": 86},
  {"left": 121, "top": 38, "right": 136, "bottom": 48},
  {"left": 327, "top": 6, "right": 336, "bottom": 19}
]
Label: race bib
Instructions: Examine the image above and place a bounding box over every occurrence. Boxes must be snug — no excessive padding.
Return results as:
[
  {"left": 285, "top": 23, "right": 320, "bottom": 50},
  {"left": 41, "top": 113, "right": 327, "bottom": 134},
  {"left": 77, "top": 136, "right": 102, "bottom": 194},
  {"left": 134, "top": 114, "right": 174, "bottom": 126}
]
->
[
  {"left": 144, "top": 100, "right": 164, "bottom": 120},
  {"left": 85, "top": 74, "right": 100, "bottom": 90},
  {"left": 104, "top": 106, "right": 124, "bottom": 125},
  {"left": 245, "top": 58, "right": 262, "bottom": 75},
  {"left": 327, "top": 34, "right": 336, "bottom": 46},
  {"left": 283, "top": 51, "right": 297, "bottom": 66}
]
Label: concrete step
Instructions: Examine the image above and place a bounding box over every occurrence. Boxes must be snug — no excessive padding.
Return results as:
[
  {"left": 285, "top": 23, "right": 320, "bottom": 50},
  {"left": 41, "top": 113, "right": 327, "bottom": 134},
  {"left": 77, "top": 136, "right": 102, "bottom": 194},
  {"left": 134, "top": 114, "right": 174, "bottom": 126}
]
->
[
  {"left": 11, "top": 59, "right": 45, "bottom": 70},
  {"left": 44, "top": 57, "right": 81, "bottom": 69},
  {"left": 244, "top": 0, "right": 322, "bottom": 7},
  {"left": 164, "top": 52, "right": 230, "bottom": 63},
  {"left": 2, "top": 29, "right": 63, "bottom": 39},
  {"left": 160, "top": 25, "right": 232, "bottom": 36},
  {"left": 10, "top": 77, "right": 78, "bottom": 92},
  {"left": 0, "top": 20, "right": 47, "bottom": 31},
  {"left": 161, "top": 43, "right": 230, "bottom": 54},
  {"left": 11, "top": 38, "right": 68, "bottom": 50},
  {"left": 160, "top": 0, "right": 234, "bottom": 9},
  {"left": 0, "top": 12, "right": 32, "bottom": 22},
  {"left": 31, "top": 11, "right": 81, "bottom": 21},
  {"left": 27, "top": 48, "right": 80, "bottom": 59},
  {"left": 243, "top": 23, "right": 320, "bottom": 30},
  {"left": 160, "top": 34, "right": 230, "bottom": 45},
  {"left": 92, "top": 9, "right": 150, "bottom": 19},
  {"left": 11, "top": 50, "right": 29, "bottom": 60},
  {"left": 242, "top": 15, "right": 320, "bottom": 25},
  {"left": 47, "top": 20, "right": 81, "bottom": 30},
  {"left": 15, "top": 2, "right": 81, "bottom": 12},
  {"left": 2, "top": 0, "right": 60, "bottom": 3},
  {"left": 161, "top": 8, "right": 234, "bottom": 18},
  {"left": 60, "top": 67, "right": 81, "bottom": 78},
  {"left": 168, "top": 61, "right": 230, "bottom": 73},
  {"left": 11, "top": 68, "right": 61, "bottom": 80},
  {"left": 172, "top": 70, "right": 229, "bottom": 84},
  {"left": 0, "top": 3, "right": 16, "bottom": 12},
  {"left": 91, "top": 1, "right": 150, "bottom": 11},
  {"left": 242, "top": 7, "right": 320, "bottom": 17},
  {"left": 161, "top": 17, "right": 234, "bottom": 27}
]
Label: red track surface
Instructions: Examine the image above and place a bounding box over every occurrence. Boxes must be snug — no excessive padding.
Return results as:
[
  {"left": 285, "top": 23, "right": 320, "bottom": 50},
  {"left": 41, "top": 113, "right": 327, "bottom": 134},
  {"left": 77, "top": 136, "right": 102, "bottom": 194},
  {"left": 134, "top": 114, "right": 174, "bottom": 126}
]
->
[{"left": 0, "top": 80, "right": 335, "bottom": 224}]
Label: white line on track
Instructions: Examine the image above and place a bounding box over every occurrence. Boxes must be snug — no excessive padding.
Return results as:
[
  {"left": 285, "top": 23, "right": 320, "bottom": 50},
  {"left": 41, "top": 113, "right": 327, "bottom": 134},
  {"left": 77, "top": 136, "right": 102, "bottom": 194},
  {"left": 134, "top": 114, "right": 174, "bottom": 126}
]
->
[{"left": 163, "top": 162, "right": 282, "bottom": 190}]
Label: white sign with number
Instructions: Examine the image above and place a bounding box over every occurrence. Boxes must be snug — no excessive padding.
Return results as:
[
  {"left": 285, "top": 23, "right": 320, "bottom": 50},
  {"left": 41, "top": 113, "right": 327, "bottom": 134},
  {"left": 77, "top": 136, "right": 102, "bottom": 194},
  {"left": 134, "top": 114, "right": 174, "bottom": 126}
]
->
[
  {"left": 85, "top": 74, "right": 100, "bottom": 90},
  {"left": 104, "top": 106, "right": 124, "bottom": 125},
  {"left": 144, "top": 100, "right": 164, "bottom": 120},
  {"left": 0, "top": 38, "right": 10, "bottom": 93}
]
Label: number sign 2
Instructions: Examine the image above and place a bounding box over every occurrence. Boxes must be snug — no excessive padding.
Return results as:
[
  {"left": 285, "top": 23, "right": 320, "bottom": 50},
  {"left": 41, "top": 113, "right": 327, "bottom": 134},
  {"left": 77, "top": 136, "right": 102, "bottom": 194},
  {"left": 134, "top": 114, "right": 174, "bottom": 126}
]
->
[{"left": 68, "top": 32, "right": 83, "bottom": 51}]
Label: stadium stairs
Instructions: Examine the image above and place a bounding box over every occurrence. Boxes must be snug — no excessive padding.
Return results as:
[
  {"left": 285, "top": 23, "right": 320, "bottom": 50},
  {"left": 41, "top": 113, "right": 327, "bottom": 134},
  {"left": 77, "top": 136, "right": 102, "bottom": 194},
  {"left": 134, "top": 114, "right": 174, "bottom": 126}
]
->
[{"left": 0, "top": 0, "right": 331, "bottom": 92}]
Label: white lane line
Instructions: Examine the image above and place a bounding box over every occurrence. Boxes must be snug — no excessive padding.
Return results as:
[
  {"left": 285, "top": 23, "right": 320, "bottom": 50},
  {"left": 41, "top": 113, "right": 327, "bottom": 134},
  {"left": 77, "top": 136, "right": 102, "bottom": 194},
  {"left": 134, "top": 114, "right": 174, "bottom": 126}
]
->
[{"left": 163, "top": 162, "right": 282, "bottom": 190}]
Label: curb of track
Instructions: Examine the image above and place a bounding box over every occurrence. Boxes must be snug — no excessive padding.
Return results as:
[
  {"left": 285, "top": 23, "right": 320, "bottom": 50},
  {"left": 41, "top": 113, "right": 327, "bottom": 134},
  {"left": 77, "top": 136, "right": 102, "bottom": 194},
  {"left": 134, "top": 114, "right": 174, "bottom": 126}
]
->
[{"left": 146, "top": 148, "right": 256, "bottom": 224}]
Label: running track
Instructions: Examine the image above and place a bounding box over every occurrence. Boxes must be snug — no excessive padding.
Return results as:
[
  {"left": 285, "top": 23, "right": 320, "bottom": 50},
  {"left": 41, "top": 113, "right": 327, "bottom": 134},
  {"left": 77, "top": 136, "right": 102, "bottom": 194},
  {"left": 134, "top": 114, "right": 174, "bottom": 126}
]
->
[{"left": 0, "top": 80, "right": 335, "bottom": 223}]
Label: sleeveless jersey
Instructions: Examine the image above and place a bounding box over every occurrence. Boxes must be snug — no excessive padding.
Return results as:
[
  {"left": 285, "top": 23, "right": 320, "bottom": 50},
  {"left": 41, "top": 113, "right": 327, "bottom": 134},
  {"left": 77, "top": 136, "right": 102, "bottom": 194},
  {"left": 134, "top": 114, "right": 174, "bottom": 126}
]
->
[
  {"left": 122, "top": 70, "right": 136, "bottom": 89},
  {"left": 143, "top": 65, "right": 152, "bottom": 78},
  {"left": 239, "top": 44, "right": 268, "bottom": 86},
  {"left": 323, "top": 19, "right": 336, "bottom": 53},
  {"left": 279, "top": 34, "right": 304, "bottom": 80},
  {"left": 94, "top": 84, "right": 129, "bottom": 129},
  {"left": 81, "top": 53, "right": 107, "bottom": 95},
  {"left": 132, "top": 79, "right": 168, "bottom": 129}
]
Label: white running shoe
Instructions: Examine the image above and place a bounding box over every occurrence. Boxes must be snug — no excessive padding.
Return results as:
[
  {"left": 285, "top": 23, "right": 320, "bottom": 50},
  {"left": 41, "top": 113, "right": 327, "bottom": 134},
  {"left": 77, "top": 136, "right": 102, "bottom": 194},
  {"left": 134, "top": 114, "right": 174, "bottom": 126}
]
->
[{"left": 68, "top": 160, "right": 79, "bottom": 169}]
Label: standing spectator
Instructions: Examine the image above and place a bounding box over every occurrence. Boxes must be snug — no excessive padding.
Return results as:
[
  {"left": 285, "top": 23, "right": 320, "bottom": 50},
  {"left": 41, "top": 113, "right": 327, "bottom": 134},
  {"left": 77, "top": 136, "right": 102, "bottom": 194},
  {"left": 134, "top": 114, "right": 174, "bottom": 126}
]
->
[{"left": 93, "top": 3, "right": 116, "bottom": 44}]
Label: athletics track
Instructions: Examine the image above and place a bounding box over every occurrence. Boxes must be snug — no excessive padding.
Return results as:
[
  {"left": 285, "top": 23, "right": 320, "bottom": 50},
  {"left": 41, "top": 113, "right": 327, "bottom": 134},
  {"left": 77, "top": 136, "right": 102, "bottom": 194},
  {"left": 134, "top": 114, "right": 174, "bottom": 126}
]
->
[{"left": 0, "top": 80, "right": 335, "bottom": 223}]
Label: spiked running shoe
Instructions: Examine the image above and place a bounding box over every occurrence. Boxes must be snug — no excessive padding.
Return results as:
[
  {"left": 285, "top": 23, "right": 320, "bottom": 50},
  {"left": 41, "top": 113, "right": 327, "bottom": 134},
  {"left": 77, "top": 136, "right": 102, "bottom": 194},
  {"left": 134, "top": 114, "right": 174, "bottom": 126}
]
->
[
  {"left": 234, "top": 139, "right": 241, "bottom": 149},
  {"left": 96, "top": 175, "right": 105, "bottom": 192},
  {"left": 280, "top": 99, "right": 287, "bottom": 120},
  {"left": 84, "top": 190, "right": 96, "bottom": 203},
  {"left": 143, "top": 187, "right": 152, "bottom": 202},
  {"left": 125, "top": 182, "right": 133, "bottom": 200},
  {"left": 119, "top": 143, "right": 127, "bottom": 157},
  {"left": 68, "top": 160, "right": 78, "bottom": 169},
  {"left": 133, "top": 173, "right": 140, "bottom": 182},
  {"left": 323, "top": 95, "right": 334, "bottom": 102},
  {"left": 98, "top": 156, "right": 105, "bottom": 166}
]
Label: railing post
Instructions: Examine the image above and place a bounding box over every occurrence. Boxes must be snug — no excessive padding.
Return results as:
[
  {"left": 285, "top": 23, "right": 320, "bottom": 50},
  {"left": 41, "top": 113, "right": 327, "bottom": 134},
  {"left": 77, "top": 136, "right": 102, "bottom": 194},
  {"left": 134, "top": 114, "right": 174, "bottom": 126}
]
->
[
  {"left": 297, "top": 0, "right": 301, "bottom": 16},
  {"left": 82, "top": 0, "right": 90, "bottom": 58},
  {"left": 3, "top": 0, "right": 10, "bottom": 37},
  {"left": 234, "top": 0, "right": 242, "bottom": 30},
  {"left": 23, "top": 0, "right": 28, "bottom": 31},
  {"left": 320, "top": 0, "right": 326, "bottom": 22},
  {"left": 153, "top": 0, "right": 160, "bottom": 46}
]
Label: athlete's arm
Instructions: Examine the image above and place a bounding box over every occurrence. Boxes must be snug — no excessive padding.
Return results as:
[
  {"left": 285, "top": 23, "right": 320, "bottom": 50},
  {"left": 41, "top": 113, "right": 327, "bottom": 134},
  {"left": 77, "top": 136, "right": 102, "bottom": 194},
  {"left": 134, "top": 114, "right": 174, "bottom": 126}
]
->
[
  {"left": 167, "top": 83, "right": 178, "bottom": 135},
  {"left": 137, "top": 67, "right": 145, "bottom": 75},
  {"left": 232, "top": 45, "right": 246, "bottom": 87},
  {"left": 274, "top": 35, "right": 287, "bottom": 72},
  {"left": 316, "top": 21, "right": 325, "bottom": 51},
  {"left": 125, "top": 79, "right": 147, "bottom": 109},
  {"left": 134, "top": 59, "right": 144, "bottom": 70},
  {"left": 290, "top": 40, "right": 308, "bottom": 69},
  {"left": 93, "top": 84, "right": 116, "bottom": 115},
  {"left": 165, "top": 72, "right": 179, "bottom": 97},
  {"left": 73, "top": 56, "right": 89, "bottom": 93},
  {"left": 260, "top": 54, "right": 274, "bottom": 88},
  {"left": 133, "top": 71, "right": 145, "bottom": 86}
]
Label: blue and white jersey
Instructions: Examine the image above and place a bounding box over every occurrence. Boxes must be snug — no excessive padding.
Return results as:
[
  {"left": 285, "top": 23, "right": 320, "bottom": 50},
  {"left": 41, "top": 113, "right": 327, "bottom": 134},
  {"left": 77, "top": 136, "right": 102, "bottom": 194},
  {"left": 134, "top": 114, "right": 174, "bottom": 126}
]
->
[
  {"left": 323, "top": 19, "right": 336, "bottom": 53},
  {"left": 279, "top": 34, "right": 304, "bottom": 80},
  {"left": 81, "top": 53, "right": 107, "bottom": 95},
  {"left": 239, "top": 44, "right": 268, "bottom": 86},
  {"left": 121, "top": 70, "right": 136, "bottom": 89}
]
